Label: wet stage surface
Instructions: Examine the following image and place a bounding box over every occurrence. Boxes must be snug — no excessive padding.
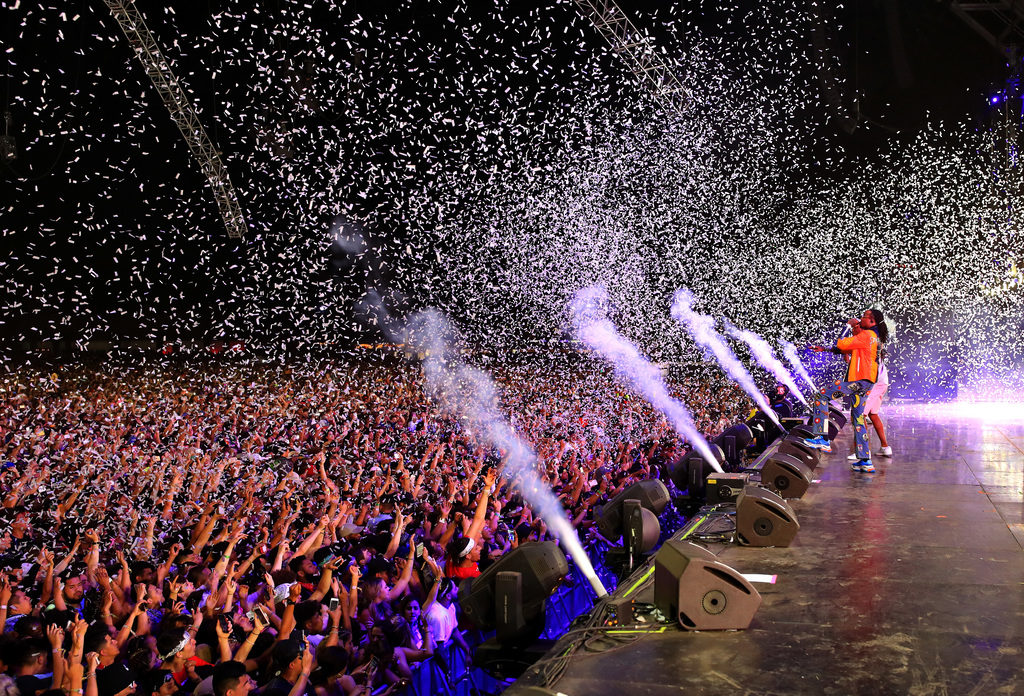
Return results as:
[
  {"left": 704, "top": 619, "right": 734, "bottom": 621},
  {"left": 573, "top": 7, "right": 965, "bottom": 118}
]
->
[{"left": 527, "top": 404, "right": 1024, "bottom": 695}]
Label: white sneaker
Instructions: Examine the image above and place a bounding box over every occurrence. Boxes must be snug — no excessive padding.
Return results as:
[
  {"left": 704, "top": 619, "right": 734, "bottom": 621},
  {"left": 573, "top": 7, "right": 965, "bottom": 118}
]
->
[
  {"left": 846, "top": 453, "right": 859, "bottom": 461},
  {"left": 877, "top": 446, "right": 893, "bottom": 457}
]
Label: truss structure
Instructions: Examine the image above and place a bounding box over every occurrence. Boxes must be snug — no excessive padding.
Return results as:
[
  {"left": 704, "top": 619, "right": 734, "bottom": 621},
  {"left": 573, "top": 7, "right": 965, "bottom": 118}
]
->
[
  {"left": 571, "top": 0, "right": 689, "bottom": 116},
  {"left": 949, "top": 0, "right": 1024, "bottom": 62},
  {"left": 103, "top": 0, "right": 246, "bottom": 238}
]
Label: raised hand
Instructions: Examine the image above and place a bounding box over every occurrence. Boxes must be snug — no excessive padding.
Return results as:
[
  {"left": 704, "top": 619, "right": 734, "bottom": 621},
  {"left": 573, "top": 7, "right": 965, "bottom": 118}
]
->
[
  {"left": 46, "top": 623, "right": 65, "bottom": 650},
  {"left": 251, "top": 609, "right": 268, "bottom": 635},
  {"left": 0, "top": 575, "right": 11, "bottom": 607},
  {"left": 326, "top": 596, "right": 343, "bottom": 627},
  {"left": 215, "top": 615, "right": 233, "bottom": 639},
  {"left": 71, "top": 616, "right": 88, "bottom": 640}
]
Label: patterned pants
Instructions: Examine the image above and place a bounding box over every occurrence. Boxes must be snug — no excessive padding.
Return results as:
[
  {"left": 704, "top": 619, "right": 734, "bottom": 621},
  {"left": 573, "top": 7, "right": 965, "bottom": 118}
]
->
[{"left": 811, "top": 379, "right": 875, "bottom": 460}]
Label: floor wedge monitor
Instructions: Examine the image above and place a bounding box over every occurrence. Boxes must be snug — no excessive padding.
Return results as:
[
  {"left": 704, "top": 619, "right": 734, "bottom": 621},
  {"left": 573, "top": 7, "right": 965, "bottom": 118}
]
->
[
  {"left": 736, "top": 485, "right": 800, "bottom": 546},
  {"left": 653, "top": 540, "right": 762, "bottom": 630},
  {"left": 760, "top": 453, "right": 814, "bottom": 499},
  {"left": 778, "top": 437, "right": 821, "bottom": 470}
]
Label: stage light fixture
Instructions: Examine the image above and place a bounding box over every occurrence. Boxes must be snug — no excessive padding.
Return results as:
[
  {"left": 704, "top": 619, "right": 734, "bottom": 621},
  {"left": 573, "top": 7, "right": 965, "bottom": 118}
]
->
[
  {"left": 712, "top": 422, "right": 754, "bottom": 468},
  {"left": 458, "top": 541, "right": 568, "bottom": 643},
  {"left": 669, "top": 444, "right": 725, "bottom": 500},
  {"left": 595, "top": 479, "right": 670, "bottom": 542},
  {"left": 745, "top": 409, "right": 784, "bottom": 454}
]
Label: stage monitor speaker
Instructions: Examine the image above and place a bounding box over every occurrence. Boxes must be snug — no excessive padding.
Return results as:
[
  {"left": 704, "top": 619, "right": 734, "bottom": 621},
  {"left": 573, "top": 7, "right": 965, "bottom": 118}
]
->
[
  {"left": 795, "top": 408, "right": 844, "bottom": 441},
  {"left": 760, "top": 453, "right": 813, "bottom": 499},
  {"left": 778, "top": 438, "right": 820, "bottom": 470},
  {"left": 653, "top": 540, "right": 762, "bottom": 630},
  {"left": 704, "top": 471, "right": 750, "bottom": 505},
  {"left": 788, "top": 423, "right": 816, "bottom": 441},
  {"left": 596, "top": 479, "right": 670, "bottom": 542},
  {"left": 736, "top": 485, "right": 800, "bottom": 547},
  {"left": 669, "top": 445, "right": 725, "bottom": 501},
  {"left": 712, "top": 423, "right": 754, "bottom": 468},
  {"left": 828, "top": 405, "right": 848, "bottom": 431}
]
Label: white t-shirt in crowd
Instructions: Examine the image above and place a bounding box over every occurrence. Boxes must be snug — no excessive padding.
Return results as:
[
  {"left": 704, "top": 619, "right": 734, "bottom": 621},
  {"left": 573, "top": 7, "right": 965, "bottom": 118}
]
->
[{"left": 426, "top": 601, "right": 458, "bottom": 644}]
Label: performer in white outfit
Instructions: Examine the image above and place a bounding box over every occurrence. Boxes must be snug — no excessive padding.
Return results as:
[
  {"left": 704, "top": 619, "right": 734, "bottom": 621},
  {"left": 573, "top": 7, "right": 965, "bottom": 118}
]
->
[
  {"left": 866, "top": 348, "right": 892, "bottom": 456},
  {"left": 850, "top": 348, "right": 892, "bottom": 458}
]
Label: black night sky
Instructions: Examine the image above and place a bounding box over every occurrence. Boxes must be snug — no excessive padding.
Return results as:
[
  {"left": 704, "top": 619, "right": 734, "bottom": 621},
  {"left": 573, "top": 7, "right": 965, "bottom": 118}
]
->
[{"left": 0, "top": 0, "right": 1012, "bottom": 356}]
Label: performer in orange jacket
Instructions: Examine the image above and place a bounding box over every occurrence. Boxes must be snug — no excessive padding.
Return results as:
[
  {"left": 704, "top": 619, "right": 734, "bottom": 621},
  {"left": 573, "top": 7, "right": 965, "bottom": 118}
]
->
[{"left": 803, "top": 308, "right": 888, "bottom": 473}]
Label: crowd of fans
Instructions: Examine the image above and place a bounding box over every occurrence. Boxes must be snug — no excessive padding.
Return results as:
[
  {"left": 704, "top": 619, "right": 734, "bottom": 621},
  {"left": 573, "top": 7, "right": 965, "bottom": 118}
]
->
[{"left": 0, "top": 359, "right": 751, "bottom": 696}]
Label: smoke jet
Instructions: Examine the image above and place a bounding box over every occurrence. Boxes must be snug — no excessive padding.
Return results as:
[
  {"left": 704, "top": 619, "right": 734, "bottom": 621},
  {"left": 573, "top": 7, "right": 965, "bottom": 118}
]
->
[
  {"left": 725, "top": 323, "right": 810, "bottom": 407},
  {"left": 362, "top": 296, "right": 608, "bottom": 598},
  {"left": 670, "top": 289, "right": 781, "bottom": 427},
  {"left": 570, "top": 286, "right": 723, "bottom": 472},
  {"left": 781, "top": 339, "right": 819, "bottom": 394}
]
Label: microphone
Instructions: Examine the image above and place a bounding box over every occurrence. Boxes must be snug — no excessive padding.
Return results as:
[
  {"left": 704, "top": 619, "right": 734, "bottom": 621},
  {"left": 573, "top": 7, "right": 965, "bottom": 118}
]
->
[{"left": 838, "top": 317, "right": 859, "bottom": 340}]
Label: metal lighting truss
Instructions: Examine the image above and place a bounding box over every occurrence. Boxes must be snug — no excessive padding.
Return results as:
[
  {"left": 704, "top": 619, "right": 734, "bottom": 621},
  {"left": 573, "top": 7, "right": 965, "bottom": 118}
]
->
[
  {"left": 571, "top": 0, "right": 689, "bottom": 116},
  {"left": 103, "top": 0, "right": 246, "bottom": 238},
  {"left": 948, "top": 0, "right": 1024, "bottom": 61}
]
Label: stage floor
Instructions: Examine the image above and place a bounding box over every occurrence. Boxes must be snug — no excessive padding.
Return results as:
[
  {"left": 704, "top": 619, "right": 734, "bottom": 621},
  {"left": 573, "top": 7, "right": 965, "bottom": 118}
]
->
[{"left": 520, "top": 403, "right": 1024, "bottom": 695}]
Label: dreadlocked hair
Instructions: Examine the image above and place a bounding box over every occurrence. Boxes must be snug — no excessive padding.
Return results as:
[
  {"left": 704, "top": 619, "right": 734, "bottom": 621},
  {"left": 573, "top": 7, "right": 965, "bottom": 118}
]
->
[{"left": 868, "top": 309, "right": 889, "bottom": 344}]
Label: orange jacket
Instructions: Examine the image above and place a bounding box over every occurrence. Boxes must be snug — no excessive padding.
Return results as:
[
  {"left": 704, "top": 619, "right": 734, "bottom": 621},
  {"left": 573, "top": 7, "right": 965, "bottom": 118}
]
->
[{"left": 836, "top": 329, "right": 879, "bottom": 383}]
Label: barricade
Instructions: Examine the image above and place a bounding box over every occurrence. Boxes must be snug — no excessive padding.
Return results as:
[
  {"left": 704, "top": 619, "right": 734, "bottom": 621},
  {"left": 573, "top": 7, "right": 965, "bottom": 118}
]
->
[{"left": 398, "top": 538, "right": 611, "bottom": 695}]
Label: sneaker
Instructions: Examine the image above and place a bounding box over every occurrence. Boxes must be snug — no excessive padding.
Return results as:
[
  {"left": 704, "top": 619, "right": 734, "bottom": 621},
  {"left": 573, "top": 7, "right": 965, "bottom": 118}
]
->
[
  {"left": 846, "top": 453, "right": 859, "bottom": 461},
  {"left": 803, "top": 436, "right": 833, "bottom": 454},
  {"left": 850, "top": 460, "right": 863, "bottom": 471},
  {"left": 858, "top": 459, "right": 876, "bottom": 473},
  {"left": 877, "top": 446, "right": 893, "bottom": 457}
]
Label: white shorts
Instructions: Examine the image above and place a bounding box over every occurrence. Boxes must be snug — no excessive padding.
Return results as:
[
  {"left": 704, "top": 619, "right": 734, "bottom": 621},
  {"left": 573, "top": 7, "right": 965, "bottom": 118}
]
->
[{"left": 865, "top": 383, "right": 888, "bottom": 415}]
